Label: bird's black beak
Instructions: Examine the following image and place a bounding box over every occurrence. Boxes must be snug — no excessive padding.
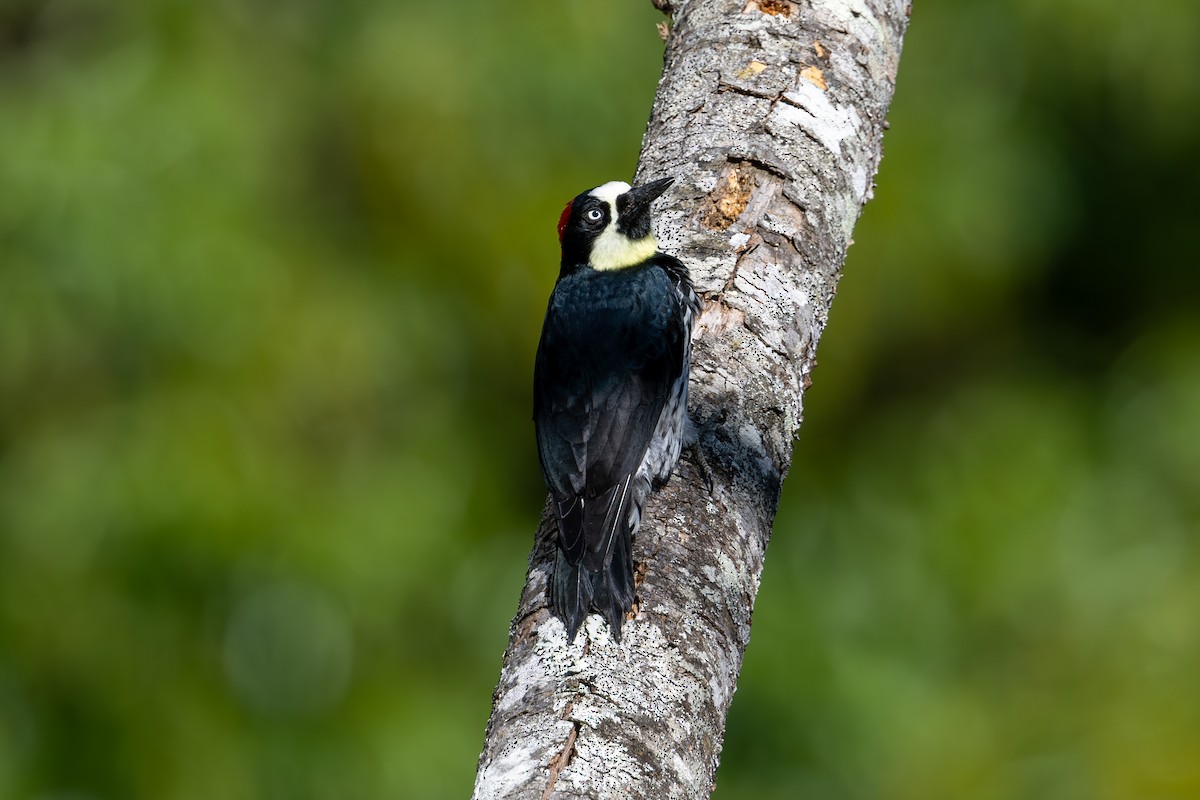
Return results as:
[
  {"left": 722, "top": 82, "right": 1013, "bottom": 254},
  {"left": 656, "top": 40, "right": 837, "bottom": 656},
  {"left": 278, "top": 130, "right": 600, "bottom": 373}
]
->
[{"left": 617, "top": 177, "right": 674, "bottom": 239}]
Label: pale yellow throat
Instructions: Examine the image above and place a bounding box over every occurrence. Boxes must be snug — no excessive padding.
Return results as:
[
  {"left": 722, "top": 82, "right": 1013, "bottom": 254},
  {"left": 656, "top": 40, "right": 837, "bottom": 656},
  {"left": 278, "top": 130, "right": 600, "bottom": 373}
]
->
[{"left": 590, "top": 229, "right": 658, "bottom": 271}]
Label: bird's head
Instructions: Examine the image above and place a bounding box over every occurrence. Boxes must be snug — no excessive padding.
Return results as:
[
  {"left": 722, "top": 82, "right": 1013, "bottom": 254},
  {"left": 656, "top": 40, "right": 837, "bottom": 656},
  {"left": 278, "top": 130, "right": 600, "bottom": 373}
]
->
[{"left": 557, "top": 177, "right": 674, "bottom": 272}]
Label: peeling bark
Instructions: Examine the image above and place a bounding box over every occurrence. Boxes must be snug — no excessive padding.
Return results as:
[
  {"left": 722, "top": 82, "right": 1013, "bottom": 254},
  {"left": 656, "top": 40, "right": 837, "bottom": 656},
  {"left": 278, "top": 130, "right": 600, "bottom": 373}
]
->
[{"left": 473, "top": 1, "right": 909, "bottom": 797}]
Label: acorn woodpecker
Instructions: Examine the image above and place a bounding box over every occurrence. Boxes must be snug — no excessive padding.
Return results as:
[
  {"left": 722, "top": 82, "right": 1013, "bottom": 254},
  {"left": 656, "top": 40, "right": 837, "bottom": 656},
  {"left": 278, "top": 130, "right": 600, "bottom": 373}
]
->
[{"left": 533, "top": 177, "right": 699, "bottom": 641}]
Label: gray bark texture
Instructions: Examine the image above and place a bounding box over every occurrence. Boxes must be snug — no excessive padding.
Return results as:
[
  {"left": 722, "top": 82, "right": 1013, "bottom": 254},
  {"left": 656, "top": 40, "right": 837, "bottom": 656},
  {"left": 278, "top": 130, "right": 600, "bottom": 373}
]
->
[{"left": 473, "top": 1, "right": 908, "bottom": 797}]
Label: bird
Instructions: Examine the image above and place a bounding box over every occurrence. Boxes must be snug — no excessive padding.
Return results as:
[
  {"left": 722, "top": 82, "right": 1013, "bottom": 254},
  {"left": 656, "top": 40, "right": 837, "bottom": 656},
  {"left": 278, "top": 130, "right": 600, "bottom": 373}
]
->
[{"left": 533, "top": 177, "right": 700, "bottom": 642}]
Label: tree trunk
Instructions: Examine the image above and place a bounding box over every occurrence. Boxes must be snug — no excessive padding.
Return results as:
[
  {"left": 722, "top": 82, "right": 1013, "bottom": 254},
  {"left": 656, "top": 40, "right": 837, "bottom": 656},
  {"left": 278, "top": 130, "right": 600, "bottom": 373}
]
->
[{"left": 473, "top": 1, "right": 909, "bottom": 797}]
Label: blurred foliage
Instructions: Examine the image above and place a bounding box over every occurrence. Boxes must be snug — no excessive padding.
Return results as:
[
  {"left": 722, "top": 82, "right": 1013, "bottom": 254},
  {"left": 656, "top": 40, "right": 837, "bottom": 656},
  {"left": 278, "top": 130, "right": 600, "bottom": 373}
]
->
[{"left": 0, "top": 0, "right": 1196, "bottom": 798}]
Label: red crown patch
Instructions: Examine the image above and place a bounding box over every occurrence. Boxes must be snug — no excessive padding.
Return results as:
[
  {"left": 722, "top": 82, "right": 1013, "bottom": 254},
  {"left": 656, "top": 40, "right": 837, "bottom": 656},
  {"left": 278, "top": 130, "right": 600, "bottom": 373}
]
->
[{"left": 557, "top": 200, "right": 573, "bottom": 243}]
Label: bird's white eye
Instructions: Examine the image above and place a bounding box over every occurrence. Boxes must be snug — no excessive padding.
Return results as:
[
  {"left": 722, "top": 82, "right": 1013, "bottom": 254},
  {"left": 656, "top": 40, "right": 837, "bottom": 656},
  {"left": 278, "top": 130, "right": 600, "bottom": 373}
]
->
[{"left": 585, "top": 208, "right": 604, "bottom": 223}]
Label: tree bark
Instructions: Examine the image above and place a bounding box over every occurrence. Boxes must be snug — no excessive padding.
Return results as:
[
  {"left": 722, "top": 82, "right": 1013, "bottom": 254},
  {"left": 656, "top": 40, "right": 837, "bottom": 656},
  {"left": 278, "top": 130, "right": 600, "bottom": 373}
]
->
[{"left": 473, "top": 1, "right": 909, "bottom": 797}]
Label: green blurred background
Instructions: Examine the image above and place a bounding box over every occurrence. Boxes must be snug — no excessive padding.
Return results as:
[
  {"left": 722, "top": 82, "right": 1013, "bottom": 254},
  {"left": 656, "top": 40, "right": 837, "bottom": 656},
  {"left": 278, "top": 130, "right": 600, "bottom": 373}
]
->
[{"left": 1, "top": 0, "right": 1197, "bottom": 798}]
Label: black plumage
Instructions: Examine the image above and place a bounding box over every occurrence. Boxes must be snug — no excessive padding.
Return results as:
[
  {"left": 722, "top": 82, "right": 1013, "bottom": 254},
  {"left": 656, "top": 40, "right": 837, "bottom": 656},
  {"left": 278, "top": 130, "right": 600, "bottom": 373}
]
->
[{"left": 533, "top": 179, "right": 697, "bottom": 641}]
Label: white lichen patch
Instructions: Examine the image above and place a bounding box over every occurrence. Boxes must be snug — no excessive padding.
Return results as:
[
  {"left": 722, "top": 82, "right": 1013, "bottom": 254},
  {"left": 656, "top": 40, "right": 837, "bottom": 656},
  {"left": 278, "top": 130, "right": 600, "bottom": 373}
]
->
[
  {"left": 473, "top": 737, "right": 549, "bottom": 799},
  {"left": 772, "top": 82, "right": 863, "bottom": 155},
  {"left": 810, "top": 0, "right": 873, "bottom": 26},
  {"left": 571, "top": 699, "right": 621, "bottom": 730},
  {"left": 700, "top": 551, "right": 743, "bottom": 603},
  {"left": 671, "top": 752, "right": 699, "bottom": 792},
  {"left": 851, "top": 165, "right": 869, "bottom": 203},
  {"left": 562, "top": 735, "right": 647, "bottom": 797}
]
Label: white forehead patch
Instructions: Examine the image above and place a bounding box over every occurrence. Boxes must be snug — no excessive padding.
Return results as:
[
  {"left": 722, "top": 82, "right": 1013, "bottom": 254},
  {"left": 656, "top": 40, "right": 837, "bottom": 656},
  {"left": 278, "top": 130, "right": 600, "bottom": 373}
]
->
[{"left": 588, "top": 181, "right": 631, "bottom": 206}]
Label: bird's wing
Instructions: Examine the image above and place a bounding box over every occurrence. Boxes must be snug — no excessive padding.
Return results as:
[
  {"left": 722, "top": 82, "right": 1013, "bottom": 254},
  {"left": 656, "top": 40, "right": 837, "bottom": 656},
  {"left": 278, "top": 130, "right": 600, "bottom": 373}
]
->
[{"left": 533, "top": 270, "right": 687, "bottom": 567}]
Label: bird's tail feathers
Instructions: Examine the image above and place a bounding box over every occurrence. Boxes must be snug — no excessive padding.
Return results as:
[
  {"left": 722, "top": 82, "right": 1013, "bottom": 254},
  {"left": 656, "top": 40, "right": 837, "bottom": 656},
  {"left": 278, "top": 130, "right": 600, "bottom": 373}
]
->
[
  {"left": 590, "top": 511, "right": 634, "bottom": 640},
  {"left": 552, "top": 476, "right": 639, "bottom": 641},
  {"left": 552, "top": 549, "right": 592, "bottom": 641}
]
